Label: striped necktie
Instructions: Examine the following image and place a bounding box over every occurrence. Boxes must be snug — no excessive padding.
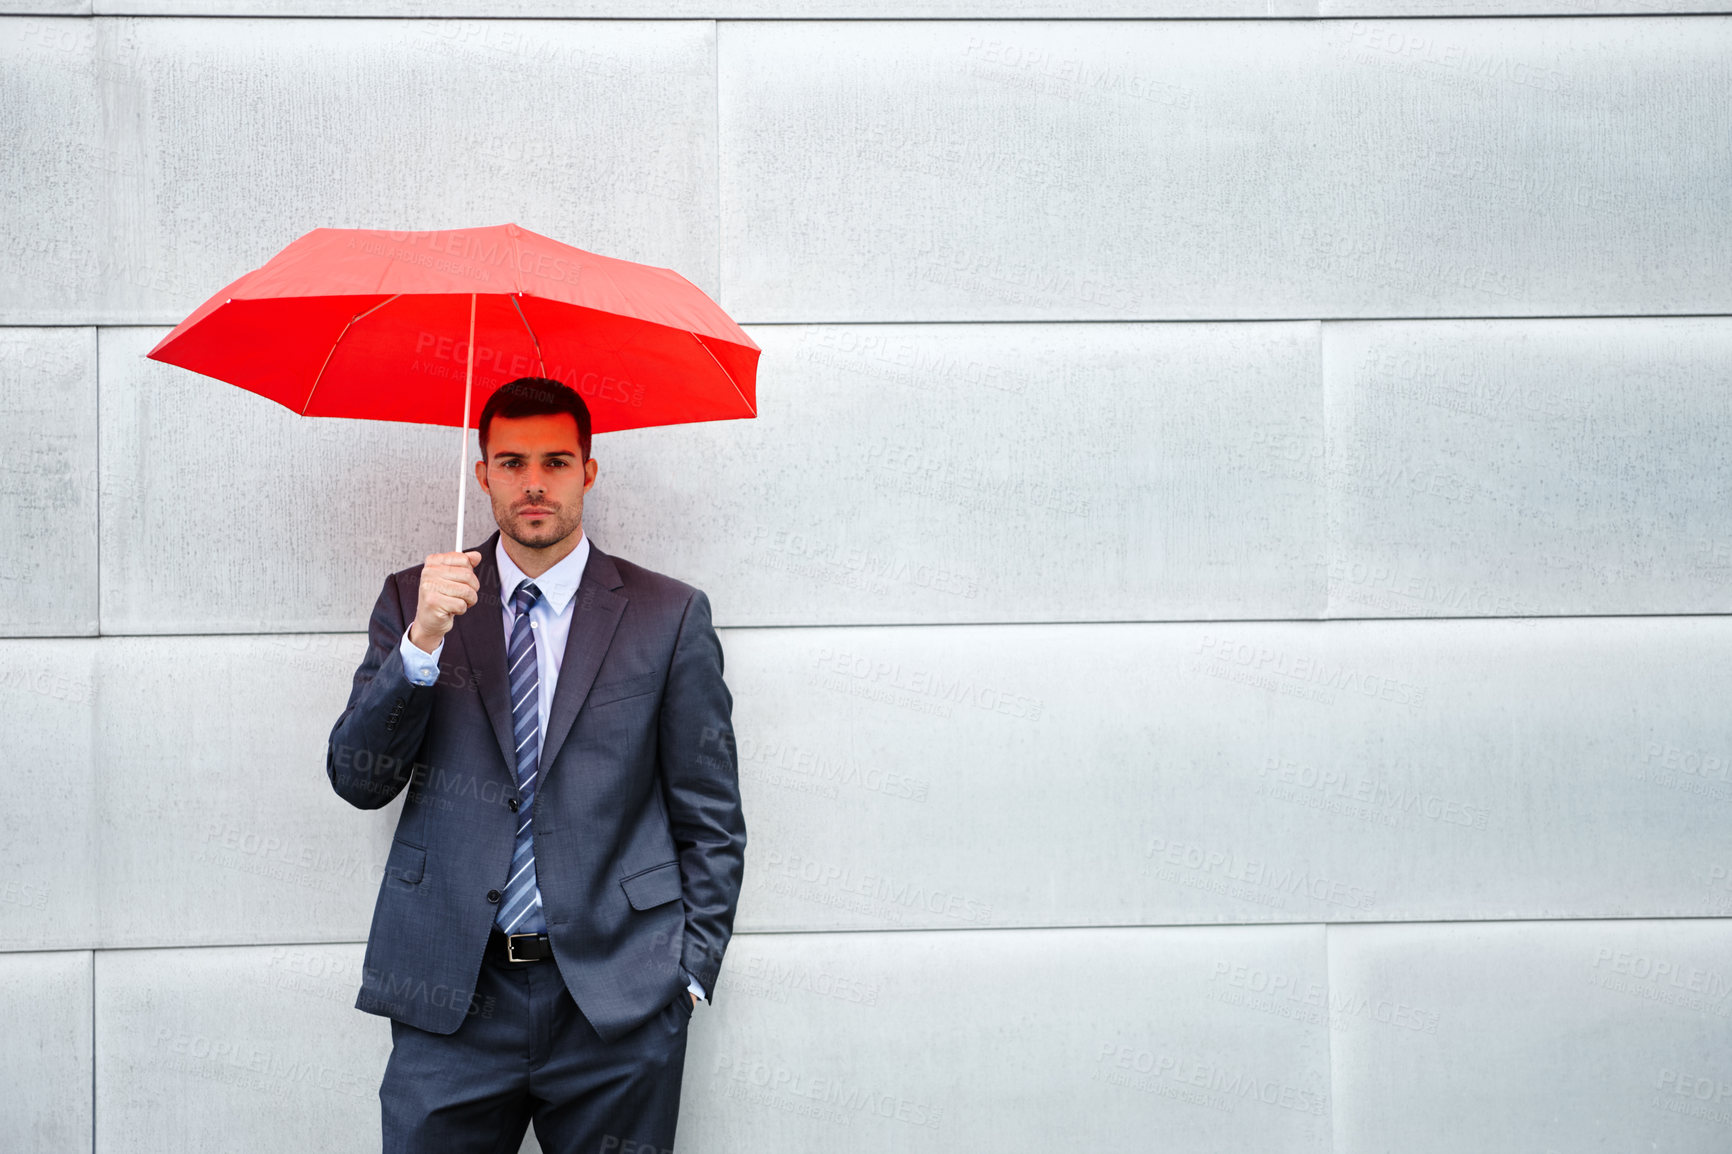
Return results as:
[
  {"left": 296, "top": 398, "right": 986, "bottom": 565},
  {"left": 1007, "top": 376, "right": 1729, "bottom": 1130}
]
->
[{"left": 496, "top": 579, "right": 547, "bottom": 935}]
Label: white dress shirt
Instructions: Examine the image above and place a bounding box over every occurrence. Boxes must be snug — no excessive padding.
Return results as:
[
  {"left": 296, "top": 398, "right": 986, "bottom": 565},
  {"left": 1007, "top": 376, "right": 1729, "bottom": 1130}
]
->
[{"left": 396, "top": 533, "right": 706, "bottom": 1004}]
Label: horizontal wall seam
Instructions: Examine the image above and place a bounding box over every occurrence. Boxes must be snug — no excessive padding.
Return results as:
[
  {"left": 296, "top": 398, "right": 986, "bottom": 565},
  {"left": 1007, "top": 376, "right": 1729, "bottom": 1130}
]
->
[
  {"left": 9, "top": 610, "right": 1727, "bottom": 642},
  {"left": 44, "top": 12, "right": 1732, "bottom": 21},
  {"left": 14, "top": 311, "right": 1732, "bottom": 329},
  {"left": 10, "top": 913, "right": 1731, "bottom": 957}
]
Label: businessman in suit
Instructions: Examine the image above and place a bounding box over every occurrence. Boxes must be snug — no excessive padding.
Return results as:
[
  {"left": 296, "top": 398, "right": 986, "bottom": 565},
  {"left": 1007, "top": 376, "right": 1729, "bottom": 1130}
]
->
[{"left": 326, "top": 377, "right": 745, "bottom": 1153}]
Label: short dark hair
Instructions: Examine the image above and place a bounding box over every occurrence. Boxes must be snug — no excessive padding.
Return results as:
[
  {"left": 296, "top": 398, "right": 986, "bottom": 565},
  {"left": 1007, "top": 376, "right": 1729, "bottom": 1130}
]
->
[{"left": 478, "top": 377, "right": 592, "bottom": 463}]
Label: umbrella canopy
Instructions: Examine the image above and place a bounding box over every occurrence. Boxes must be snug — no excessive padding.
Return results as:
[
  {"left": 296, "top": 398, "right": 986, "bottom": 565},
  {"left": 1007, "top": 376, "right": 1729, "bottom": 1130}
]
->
[
  {"left": 147, "top": 222, "right": 758, "bottom": 432},
  {"left": 146, "top": 223, "right": 759, "bottom": 549}
]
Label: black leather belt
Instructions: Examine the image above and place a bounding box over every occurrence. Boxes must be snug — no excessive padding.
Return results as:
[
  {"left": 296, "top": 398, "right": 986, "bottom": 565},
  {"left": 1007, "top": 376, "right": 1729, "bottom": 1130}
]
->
[{"left": 487, "top": 928, "right": 554, "bottom": 964}]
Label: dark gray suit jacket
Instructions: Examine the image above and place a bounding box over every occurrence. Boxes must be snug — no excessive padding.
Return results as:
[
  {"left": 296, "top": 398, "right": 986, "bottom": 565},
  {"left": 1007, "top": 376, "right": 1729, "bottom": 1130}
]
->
[{"left": 326, "top": 530, "right": 745, "bottom": 1043}]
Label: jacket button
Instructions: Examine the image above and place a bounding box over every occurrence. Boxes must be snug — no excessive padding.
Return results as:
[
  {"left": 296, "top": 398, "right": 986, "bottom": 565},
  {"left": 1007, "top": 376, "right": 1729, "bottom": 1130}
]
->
[
  {"left": 507, "top": 798, "right": 519, "bottom": 812},
  {"left": 486, "top": 889, "right": 501, "bottom": 903}
]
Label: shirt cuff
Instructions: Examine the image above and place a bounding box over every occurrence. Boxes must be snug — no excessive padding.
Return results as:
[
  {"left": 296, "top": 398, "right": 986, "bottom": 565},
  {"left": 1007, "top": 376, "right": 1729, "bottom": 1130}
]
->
[
  {"left": 682, "top": 967, "right": 708, "bottom": 1003},
  {"left": 398, "top": 627, "right": 444, "bottom": 687}
]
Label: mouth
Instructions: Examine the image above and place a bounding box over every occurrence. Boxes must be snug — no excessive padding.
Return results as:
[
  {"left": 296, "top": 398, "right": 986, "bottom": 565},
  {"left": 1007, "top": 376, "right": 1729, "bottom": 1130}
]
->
[{"left": 518, "top": 506, "right": 555, "bottom": 517}]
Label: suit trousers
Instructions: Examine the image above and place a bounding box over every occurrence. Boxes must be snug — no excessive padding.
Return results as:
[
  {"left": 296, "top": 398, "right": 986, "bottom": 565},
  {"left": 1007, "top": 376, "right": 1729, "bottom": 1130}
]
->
[{"left": 380, "top": 945, "right": 691, "bottom": 1154}]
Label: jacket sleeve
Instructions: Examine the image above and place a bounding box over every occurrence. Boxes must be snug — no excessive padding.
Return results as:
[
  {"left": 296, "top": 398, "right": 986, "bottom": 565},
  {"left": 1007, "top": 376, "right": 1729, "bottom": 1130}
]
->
[
  {"left": 327, "top": 570, "right": 435, "bottom": 810},
  {"left": 657, "top": 588, "right": 747, "bottom": 1002}
]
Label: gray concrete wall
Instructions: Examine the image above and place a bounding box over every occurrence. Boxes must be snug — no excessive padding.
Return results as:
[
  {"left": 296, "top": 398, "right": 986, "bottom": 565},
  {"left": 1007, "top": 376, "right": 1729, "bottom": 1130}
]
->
[{"left": 3, "top": 8, "right": 1728, "bottom": 1153}]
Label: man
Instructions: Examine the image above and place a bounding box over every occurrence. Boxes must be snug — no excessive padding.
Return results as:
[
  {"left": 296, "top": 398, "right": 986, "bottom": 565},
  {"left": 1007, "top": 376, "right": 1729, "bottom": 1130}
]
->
[{"left": 326, "top": 377, "right": 746, "bottom": 1153}]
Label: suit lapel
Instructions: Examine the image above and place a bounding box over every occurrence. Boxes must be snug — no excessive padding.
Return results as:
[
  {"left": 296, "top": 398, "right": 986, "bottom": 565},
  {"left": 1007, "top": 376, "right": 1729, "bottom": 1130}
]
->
[
  {"left": 449, "top": 530, "right": 520, "bottom": 774},
  {"left": 539, "top": 541, "right": 628, "bottom": 771}
]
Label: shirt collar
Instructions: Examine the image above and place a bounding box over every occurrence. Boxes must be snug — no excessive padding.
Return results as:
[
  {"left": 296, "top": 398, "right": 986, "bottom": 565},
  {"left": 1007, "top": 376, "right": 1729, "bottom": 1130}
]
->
[{"left": 495, "top": 531, "right": 589, "bottom": 616}]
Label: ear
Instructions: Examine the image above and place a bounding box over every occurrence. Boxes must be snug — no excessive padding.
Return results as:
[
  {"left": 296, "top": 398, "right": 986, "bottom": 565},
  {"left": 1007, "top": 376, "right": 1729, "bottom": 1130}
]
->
[{"left": 474, "top": 456, "right": 490, "bottom": 492}]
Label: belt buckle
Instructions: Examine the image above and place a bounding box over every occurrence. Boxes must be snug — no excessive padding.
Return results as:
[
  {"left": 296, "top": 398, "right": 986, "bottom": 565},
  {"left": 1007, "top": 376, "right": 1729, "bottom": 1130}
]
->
[{"left": 506, "top": 933, "right": 538, "bottom": 963}]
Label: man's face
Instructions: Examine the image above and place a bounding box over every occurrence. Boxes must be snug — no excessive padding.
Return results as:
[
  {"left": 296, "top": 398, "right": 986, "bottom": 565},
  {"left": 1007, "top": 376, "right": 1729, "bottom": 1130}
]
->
[{"left": 475, "top": 411, "right": 597, "bottom": 551}]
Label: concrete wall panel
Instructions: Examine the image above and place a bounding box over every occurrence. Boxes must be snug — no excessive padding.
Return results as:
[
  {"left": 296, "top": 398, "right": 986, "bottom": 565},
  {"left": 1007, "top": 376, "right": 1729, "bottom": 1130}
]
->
[
  {"left": 1325, "top": 318, "right": 1732, "bottom": 618},
  {"left": 1328, "top": 919, "right": 1732, "bottom": 1154},
  {"left": 95, "top": 943, "right": 388, "bottom": 1152},
  {"left": 0, "top": 328, "right": 99, "bottom": 635},
  {"left": 681, "top": 925, "right": 1332, "bottom": 1153},
  {"left": 11, "top": 17, "right": 717, "bottom": 324},
  {"left": 94, "top": 632, "right": 396, "bottom": 948},
  {"left": 587, "top": 321, "right": 1326, "bottom": 626},
  {"left": 0, "top": 950, "right": 93, "bottom": 1153},
  {"left": 0, "top": 640, "right": 97, "bottom": 952},
  {"left": 0, "top": 20, "right": 105, "bottom": 320},
  {"left": 724, "top": 616, "right": 1732, "bottom": 931},
  {"left": 719, "top": 19, "right": 1732, "bottom": 322}
]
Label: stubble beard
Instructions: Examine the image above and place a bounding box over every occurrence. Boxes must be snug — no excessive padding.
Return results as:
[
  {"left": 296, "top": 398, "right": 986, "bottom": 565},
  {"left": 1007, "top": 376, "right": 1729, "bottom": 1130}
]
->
[{"left": 500, "top": 501, "right": 582, "bottom": 551}]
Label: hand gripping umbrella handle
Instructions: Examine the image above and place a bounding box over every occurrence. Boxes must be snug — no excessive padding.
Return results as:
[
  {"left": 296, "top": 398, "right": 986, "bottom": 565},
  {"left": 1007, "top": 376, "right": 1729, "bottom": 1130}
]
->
[{"left": 455, "top": 292, "right": 476, "bottom": 555}]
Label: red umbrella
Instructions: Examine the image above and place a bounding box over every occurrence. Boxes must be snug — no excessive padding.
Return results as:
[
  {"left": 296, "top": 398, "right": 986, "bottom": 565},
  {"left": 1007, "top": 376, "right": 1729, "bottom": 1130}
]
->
[{"left": 146, "top": 222, "right": 759, "bottom": 550}]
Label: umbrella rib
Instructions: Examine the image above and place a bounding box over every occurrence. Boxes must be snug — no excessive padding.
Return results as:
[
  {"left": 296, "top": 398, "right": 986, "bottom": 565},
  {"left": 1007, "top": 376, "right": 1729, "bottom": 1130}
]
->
[
  {"left": 688, "top": 331, "right": 756, "bottom": 416},
  {"left": 302, "top": 293, "right": 403, "bottom": 415},
  {"left": 509, "top": 293, "right": 548, "bottom": 377}
]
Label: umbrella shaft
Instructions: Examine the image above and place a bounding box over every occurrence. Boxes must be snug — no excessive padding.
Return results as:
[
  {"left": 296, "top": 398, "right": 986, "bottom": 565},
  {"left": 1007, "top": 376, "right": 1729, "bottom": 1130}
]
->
[{"left": 455, "top": 292, "right": 476, "bottom": 554}]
